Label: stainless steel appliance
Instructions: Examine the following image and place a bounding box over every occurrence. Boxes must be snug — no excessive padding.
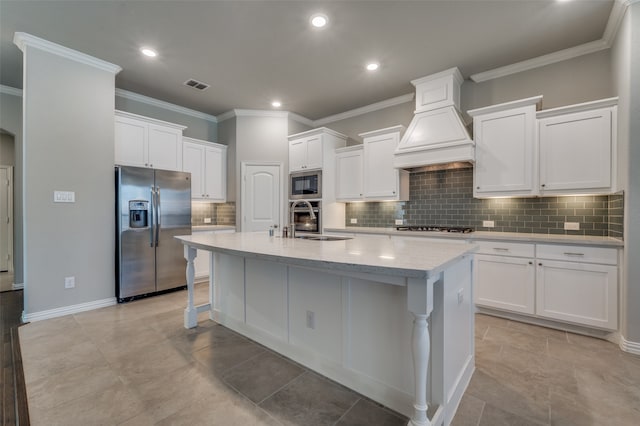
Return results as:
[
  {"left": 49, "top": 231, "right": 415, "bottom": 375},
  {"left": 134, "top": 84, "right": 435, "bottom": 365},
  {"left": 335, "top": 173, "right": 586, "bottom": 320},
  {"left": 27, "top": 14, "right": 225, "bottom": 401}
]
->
[
  {"left": 290, "top": 200, "right": 321, "bottom": 234},
  {"left": 290, "top": 170, "right": 322, "bottom": 199},
  {"left": 116, "top": 166, "right": 191, "bottom": 302}
]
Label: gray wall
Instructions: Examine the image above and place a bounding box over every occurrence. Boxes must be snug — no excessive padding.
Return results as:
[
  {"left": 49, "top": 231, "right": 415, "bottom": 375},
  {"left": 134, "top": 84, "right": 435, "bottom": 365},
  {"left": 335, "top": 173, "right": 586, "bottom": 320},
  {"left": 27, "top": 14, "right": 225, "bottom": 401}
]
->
[
  {"left": 0, "top": 91, "right": 23, "bottom": 284},
  {"left": 612, "top": 3, "right": 640, "bottom": 344},
  {"left": 0, "top": 132, "right": 15, "bottom": 166},
  {"left": 115, "top": 94, "right": 217, "bottom": 142},
  {"left": 461, "top": 49, "right": 613, "bottom": 117},
  {"left": 322, "top": 102, "right": 414, "bottom": 145},
  {"left": 22, "top": 46, "right": 116, "bottom": 314},
  {"left": 287, "top": 117, "right": 313, "bottom": 137}
]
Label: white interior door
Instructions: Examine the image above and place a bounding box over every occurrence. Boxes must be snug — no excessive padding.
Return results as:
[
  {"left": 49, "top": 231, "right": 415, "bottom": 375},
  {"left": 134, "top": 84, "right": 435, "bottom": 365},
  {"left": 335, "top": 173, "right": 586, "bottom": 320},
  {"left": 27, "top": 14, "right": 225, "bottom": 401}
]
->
[
  {"left": 0, "top": 166, "right": 12, "bottom": 272},
  {"left": 242, "top": 163, "right": 281, "bottom": 232}
]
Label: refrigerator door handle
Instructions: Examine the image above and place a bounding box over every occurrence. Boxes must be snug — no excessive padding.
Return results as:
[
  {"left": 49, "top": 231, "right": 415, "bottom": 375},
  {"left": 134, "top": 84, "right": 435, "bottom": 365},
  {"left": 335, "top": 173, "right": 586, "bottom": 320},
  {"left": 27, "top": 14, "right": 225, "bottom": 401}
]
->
[
  {"left": 149, "top": 186, "right": 155, "bottom": 247},
  {"left": 155, "top": 186, "right": 161, "bottom": 247}
]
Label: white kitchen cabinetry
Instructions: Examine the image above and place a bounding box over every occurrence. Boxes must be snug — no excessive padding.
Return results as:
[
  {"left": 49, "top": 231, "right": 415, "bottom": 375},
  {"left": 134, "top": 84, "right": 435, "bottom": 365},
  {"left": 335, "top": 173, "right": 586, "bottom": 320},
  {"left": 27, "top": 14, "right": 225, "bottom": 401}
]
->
[
  {"left": 115, "top": 111, "right": 186, "bottom": 172},
  {"left": 335, "top": 146, "right": 364, "bottom": 201},
  {"left": 537, "top": 99, "right": 617, "bottom": 195},
  {"left": 289, "top": 134, "right": 323, "bottom": 172},
  {"left": 182, "top": 137, "right": 227, "bottom": 202},
  {"left": 474, "top": 241, "right": 536, "bottom": 315},
  {"left": 193, "top": 228, "right": 235, "bottom": 280},
  {"left": 468, "top": 96, "right": 541, "bottom": 198},
  {"left": 360, "top": 126, "right": 409, "bottom": 201},
  {"left": 536, "top": 244, "right": 618, "bottom": 330}
]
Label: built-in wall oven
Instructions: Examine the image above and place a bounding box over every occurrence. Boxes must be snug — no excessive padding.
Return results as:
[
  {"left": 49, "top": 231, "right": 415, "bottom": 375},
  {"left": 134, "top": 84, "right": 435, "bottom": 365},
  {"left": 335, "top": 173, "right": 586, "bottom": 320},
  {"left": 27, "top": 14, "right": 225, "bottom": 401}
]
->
[
  {"left": 290, "top": 170, "right": 321, "bottom": 199},
  {"left": 290, "top": 201, "right": 321, "bottom": 234}
]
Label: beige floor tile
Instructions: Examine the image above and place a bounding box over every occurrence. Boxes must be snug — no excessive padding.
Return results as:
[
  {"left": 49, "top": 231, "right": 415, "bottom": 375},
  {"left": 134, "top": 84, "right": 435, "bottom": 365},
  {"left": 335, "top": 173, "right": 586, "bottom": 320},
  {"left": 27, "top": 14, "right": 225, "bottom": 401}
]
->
[
  {"left": 508, "top": 321, "right": 568, "bottom": 341},
  {"left": 450, "top": 393, "right": 485, "bottom": 426},
  {"left": 475, "top": 338, "right": 502, "bottom": 366},
  {"left": 19, "top": 315, "right": 80, "bottom": 342},
  {"left": 475, "top": 313, "right": 510, "bottom": 329},
  {"left": 26, "top": 363, "right": 121, "bottom": 411},
  {"left": 483, "top": 324, "right": 548, "bottom": 355},
  {"left": 479, "top": 403, "right": 547, "bottom": 426},
  {"left": 29, "top": 381, "right": 146, "bottom": 426},
  {"left": 499, "top": 345, "right": 576, "bottom": 392},
  {"left": 88, "top": 321, "right": 169, "bottom": 363}
]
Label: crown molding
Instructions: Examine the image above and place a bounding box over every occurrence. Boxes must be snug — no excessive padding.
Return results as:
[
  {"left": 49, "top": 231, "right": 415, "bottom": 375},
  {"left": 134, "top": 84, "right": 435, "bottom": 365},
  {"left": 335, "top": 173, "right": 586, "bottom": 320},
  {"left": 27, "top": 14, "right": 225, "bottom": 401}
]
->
[
  {"left": 13, "top": 32, "right": 121, "bottom": 74},
  {"left": 233, "top": 109, "right": 289, "bottom": 118},
  {"left": 467, "top": 95, "right": 543, "bottom": 117},
  {"left": 288, "top": 112, "right": 315, "bottom": 127},
  {"left": 0, "top": 85, "right": 22, "bottom": 97},
  {"left": 536, "top": 96, "right": 618, "bottom": 119},
  {"left": 216, "top": 110, "right": 236, "bottom": 122},
  {"left": 115, "top": 89, "right": 217, "bottom": 123},
  {"left": 470, "top": 0, "right": 635, "bottom": 83},
  {"left": 314, "top": 93, "right": 414, "bottom": 127}
]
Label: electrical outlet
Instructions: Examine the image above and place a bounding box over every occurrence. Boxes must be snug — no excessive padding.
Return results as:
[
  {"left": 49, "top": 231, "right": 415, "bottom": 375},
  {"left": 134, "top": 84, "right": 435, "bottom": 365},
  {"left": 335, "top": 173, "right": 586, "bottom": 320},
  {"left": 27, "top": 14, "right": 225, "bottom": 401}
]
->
[
  {"left": 395, "top": 219, "right": 404, "bottom": 225},
  {"left": 64, "top": 276, "right": 75, "bottom": 289},
  {"left": 306, "top": 310, "right": 315, "bottom": 329},
  {"left": 204, "top": 217, "right": 212, "bottom": 224},
  {"left": 350, "top": 218, "right": 357, "bottom": 224},
  {"left": 564, "top": 222, "right": 580, "bottom": 230},
  {"left": 457, "top": 289, "right": 464, "bottom": 304},
  {"left": 482, "top": 220, "right": 495, "bottom": 228},
  {"left": 54, "top": 190, "right": 75, "bottom": 203}
]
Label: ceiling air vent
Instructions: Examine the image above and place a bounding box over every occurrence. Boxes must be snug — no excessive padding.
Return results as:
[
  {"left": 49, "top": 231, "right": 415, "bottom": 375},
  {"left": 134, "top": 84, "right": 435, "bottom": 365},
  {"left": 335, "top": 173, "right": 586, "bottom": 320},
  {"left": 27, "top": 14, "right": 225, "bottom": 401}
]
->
[{"left": 183, "top": 79, "right": 210, "bottom": 91}]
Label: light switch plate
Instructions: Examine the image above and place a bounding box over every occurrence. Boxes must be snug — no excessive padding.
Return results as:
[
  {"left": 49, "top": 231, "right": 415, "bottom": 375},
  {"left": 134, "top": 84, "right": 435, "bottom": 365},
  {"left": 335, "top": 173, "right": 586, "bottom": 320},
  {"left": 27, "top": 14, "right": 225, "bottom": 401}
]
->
[
  {"left": 350, "top": 218, "right": 357, "bottom": 224},
  {"left": 204, "top": 218, "right": 212, "bottom": 224},
  {"left": 395, "top": 219, "right": 404, "bottom": 225},
  {"left": 482, "top": 220, "right": 495, "bottom": 228},
  {"left": 64, "top": 276, "right": 75, "bottom": 289},
  {"left": 564, "top": 222, "right": 580, "bottom": 230},
  {"left": 54, "top": 191, "right": 75, "bottom": 203}
]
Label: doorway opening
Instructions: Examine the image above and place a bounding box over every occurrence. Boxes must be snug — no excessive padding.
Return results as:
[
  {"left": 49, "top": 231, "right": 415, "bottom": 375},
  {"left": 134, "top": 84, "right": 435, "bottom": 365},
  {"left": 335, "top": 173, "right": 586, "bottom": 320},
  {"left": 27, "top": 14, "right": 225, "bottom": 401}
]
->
[{"left": 0, "top": 129, "right": 15, "bottom": 292}]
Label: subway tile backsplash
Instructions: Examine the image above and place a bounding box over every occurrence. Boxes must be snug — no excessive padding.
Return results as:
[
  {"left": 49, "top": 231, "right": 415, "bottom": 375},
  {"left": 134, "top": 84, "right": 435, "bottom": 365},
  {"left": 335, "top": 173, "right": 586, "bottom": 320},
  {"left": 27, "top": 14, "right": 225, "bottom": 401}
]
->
[
  {"left": 345, "top": 167, "right": 624, "bottom": 238},
  {"left": 191, "top": 201, "right": 236, "bottom": 226}
]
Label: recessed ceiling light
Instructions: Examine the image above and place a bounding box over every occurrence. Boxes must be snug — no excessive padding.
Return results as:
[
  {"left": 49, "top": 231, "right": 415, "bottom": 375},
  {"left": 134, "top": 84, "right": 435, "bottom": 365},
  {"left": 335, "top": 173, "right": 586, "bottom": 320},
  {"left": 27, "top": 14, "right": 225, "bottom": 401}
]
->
[
  {"left": 271, "top": 101, "right": 282, "bottom": 108},
  {"left": 140, "top": 47, "right": 157, "bottom": 57},
  {"left": 310, "top": 13, "right": 328, "bottom": 28},
  {"left": 366, "top": 62, "right": 380, "bottom": 71}
]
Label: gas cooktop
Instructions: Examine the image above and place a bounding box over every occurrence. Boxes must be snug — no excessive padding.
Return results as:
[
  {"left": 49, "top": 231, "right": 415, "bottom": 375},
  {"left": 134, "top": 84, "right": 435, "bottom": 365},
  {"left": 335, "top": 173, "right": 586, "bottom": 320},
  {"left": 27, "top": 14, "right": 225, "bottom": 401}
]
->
[{"left": 395, "top": 225, "right": 474, "bottom": 233}]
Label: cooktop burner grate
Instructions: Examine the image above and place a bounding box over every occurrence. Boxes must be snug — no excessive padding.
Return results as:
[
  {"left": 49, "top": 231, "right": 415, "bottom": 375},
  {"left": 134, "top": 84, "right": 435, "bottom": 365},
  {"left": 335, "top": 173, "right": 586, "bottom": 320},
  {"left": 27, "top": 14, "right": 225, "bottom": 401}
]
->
[{"left": 395, "top": 225, "right": 474, "bottom": 233}]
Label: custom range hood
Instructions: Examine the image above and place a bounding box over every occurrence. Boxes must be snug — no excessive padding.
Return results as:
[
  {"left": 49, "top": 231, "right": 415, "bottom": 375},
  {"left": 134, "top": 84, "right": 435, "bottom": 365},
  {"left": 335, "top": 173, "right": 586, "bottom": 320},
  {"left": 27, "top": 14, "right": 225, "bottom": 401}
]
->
[{"left": 394, "top": 67, "right": 474, "bottom": 169}]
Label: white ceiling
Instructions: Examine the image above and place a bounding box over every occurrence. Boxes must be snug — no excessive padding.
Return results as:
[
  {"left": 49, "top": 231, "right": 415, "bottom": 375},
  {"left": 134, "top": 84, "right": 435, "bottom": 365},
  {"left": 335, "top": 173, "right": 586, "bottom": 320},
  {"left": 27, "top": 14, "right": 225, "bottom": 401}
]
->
[{"left": 0, "top": 0, "right": 615, "bottom": 120}]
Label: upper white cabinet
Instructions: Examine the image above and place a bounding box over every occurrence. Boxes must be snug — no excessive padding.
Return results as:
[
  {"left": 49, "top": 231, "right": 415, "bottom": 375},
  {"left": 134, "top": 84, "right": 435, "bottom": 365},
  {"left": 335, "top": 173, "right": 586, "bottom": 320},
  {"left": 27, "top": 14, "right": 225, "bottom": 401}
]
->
[
  {"left": 182, "top": 137, "right": 227, "bottom": 202},
  {"left": 288, "top": 128, "right": 347, "bottom": 173},
  {"left": 537, "top": 99, "right": 617, "bottom": 195},
  {"left": 115, "top": 111, "right": 186, "bottom": 172},
  {"left": 361, "top": 126, "right": 409, "bottom": 201},
  {"left": 468, "top": 96, "right": 541, "bottom": 198},
  {"left": 468, "top": 97, "right": 618, "bottom": 198},
  {"left": 335, "top": 146, "right": 364, "bottom": 201}
]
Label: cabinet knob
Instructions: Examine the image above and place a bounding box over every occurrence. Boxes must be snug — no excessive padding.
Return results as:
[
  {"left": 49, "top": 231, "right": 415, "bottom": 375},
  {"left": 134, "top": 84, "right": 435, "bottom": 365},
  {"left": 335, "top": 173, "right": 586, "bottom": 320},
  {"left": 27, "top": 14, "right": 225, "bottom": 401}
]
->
[
  {"left": 538, "top": 263, "right": 542, "bottom": 266},
  {"left": 476, "top": 186, "right": 480, "bottom": 190},
  {"left": 206, "top": 194, "right": 209, "bottom": 197},
  {"left": 145, "top": 163, "right": 148, "bottom": 167},
  {"left": 529, "top": 261, "right": 533, "bottom": 265},
  {"left": 541, "top": 184, "right": 546, "bottom": 188},
  {"left": 150, "top": 164, "right": 153, "bottom": 168},
  {"left": 392, "top": 191, "right": 396, "bottom": 194}
]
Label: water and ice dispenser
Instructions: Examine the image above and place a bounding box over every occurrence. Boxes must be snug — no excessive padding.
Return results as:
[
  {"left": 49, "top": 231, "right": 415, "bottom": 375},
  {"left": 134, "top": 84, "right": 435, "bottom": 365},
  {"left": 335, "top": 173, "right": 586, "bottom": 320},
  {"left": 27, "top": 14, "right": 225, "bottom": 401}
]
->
[{"left": 129, "top": 200, "right": 149, "bottom": 228}]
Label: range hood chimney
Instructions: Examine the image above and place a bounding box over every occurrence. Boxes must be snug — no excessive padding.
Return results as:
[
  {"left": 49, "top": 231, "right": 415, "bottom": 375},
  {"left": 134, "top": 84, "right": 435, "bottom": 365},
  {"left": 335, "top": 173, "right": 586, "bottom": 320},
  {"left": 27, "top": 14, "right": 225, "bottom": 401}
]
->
[{"left": 394, "top": 67, "right": 474, "bottom": 169}]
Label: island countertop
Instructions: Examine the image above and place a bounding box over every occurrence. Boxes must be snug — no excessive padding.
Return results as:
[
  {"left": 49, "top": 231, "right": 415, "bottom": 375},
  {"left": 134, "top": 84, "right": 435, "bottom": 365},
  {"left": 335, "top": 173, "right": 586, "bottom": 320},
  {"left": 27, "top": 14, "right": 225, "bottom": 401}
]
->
[{"left": 176, "top": 231, "right": 477, "bottom": 279}]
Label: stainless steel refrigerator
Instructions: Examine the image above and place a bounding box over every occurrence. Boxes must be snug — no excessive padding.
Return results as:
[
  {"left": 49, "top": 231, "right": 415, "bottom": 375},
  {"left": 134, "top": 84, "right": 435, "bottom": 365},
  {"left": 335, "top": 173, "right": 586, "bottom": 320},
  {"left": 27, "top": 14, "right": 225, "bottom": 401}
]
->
[{"left": 116, "top": 166, "right": 191, "bottom": 302}]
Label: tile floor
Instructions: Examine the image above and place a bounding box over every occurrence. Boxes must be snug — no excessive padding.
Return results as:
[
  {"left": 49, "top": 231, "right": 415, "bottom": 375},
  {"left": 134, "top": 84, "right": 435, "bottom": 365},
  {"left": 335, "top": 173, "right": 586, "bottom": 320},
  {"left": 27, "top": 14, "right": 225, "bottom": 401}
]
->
[{"left": 18, "top": 283, "right": 640, "bottom": 425}]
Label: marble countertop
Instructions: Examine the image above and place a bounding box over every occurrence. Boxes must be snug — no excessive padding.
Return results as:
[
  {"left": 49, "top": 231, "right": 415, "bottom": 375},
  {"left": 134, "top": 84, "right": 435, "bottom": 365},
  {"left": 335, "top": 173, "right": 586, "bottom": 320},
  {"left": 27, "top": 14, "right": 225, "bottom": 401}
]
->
[
  {"left": 324, "top": 227, "right": 624, "bottom": 248},
  {"left": 175, "top": 232, "right": 477, "bottom": 279},
  {"left": 192, "top": 225, "right": 236, "bottom": 232}
]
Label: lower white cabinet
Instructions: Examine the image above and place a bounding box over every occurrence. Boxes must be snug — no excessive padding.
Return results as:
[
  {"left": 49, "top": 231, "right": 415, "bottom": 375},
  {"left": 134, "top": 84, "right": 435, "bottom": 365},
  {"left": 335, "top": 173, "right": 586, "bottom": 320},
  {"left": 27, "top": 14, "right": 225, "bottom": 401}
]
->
[
  {"left": 535, "top": 244, "right": 618, "bottom": 330},
  {"left": 474, "top": 241, "right": 619, "bottom": 330}
]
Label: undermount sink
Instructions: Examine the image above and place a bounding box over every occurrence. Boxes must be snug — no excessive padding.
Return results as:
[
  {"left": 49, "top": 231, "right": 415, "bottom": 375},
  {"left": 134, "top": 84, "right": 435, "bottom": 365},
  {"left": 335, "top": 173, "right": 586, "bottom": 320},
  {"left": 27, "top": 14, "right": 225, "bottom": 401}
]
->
[{"left": 296, "top": 235, "right": 353, "bottom": 241}]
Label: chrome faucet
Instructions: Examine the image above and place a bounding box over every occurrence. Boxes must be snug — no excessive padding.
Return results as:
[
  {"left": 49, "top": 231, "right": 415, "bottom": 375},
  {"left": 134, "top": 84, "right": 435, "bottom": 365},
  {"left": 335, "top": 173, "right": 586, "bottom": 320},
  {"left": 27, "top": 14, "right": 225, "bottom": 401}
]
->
[{"left": 288, "top": 200, "right": 316, "bottom": 238}]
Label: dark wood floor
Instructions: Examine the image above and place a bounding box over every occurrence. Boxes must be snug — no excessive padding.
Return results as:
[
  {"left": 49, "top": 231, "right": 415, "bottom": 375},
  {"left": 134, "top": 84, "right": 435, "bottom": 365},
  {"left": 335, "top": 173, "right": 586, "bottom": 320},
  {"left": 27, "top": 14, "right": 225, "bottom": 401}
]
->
[{"left": 0, "top": 289, "right": 29, "bottom": 425}]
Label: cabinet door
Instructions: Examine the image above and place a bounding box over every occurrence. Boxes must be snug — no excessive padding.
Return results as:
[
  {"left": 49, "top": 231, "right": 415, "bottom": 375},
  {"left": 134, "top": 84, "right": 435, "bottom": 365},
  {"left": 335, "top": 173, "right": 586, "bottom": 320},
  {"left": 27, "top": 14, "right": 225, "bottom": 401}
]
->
[
  {"left": 536, "top": 260, "right": 617, "bottom": 330},
  {"left": 336, "top": 149, "right": 363, "bottom": 200},
  {"left": 364, "top": 133, "right": 399, "bottom": 199},
  {"left": 474, "top": 254, "right": 535, "bottom": 314},
  {"left": 539, "top": 108, "right": 612, "bottom": 193},
  {"left": 182, "top": 142, "right": 205, "bottom": 199},
  {"left": 289, "top": 138, "right": 308, "bottom": 172},
  {"left": 148, "top": 124, "right": 183, "bottom": 171},
  {"left": 474, "top": 106, "right": 536, "bottom": 197},
  {"left": 205, "top": 146, "right": 226, "bottom": 202},
  {"left": 305, "top": 135, "right": 323, "bottom": 170},
  {"left": 115, "top": 116, "right": 148, "bottom": 167}
]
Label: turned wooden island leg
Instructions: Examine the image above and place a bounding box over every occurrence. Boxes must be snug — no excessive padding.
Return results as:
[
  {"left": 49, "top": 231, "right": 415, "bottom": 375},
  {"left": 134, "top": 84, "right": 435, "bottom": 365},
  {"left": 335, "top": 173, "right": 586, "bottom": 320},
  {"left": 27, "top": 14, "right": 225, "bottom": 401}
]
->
[{"left": 183, "top": 245, "right": 198, "bottom": 329}]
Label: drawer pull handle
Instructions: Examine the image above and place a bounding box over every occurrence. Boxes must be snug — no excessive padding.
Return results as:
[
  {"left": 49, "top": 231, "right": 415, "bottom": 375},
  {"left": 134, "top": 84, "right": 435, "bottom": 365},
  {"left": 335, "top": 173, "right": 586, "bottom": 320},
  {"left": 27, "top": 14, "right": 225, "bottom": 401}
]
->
[
  {"left": 564, "top": 252, "right": 585, "bottom": 257},
  {"left": 493, "top": 248, "right": 509, "bottom": 252}
]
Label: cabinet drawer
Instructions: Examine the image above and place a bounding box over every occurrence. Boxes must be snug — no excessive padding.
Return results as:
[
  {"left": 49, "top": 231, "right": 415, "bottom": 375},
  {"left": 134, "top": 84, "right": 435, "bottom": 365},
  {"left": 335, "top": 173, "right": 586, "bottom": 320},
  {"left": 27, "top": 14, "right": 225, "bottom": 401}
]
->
[
  {"left": 475, "top": 241, "right": 534, "bottom": 257},
  {"left": 536, "top": 244, "right": 618, "bottom": 265}
]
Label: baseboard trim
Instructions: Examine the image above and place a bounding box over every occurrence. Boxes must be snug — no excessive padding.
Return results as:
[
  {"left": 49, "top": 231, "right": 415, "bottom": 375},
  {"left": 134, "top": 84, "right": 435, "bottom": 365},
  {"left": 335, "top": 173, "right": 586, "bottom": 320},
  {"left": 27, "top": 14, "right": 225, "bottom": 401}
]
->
[
  {"left": 619, "top": 335, "right": 640, "bottom": 355},
  {"left": 12, "top": 282, "right": 24, "bottom": 290},
  {"left": 24, "top": 297, "right": 117, "bottom": 322}
]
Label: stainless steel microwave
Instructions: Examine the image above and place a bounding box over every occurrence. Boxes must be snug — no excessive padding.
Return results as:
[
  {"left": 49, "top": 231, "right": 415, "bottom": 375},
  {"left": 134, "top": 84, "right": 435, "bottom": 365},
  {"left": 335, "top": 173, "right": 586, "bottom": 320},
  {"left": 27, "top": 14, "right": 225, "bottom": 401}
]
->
[{"left": 290, "top": 170, "right": 321, "bottom": 199}]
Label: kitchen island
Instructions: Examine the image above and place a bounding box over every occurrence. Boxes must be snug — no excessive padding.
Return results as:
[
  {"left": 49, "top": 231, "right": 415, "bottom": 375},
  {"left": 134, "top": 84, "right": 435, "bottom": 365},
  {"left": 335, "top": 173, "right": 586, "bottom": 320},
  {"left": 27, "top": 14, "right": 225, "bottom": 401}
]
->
[{"left": 175, "top": 232, "right": 477, "bottom": 426}]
